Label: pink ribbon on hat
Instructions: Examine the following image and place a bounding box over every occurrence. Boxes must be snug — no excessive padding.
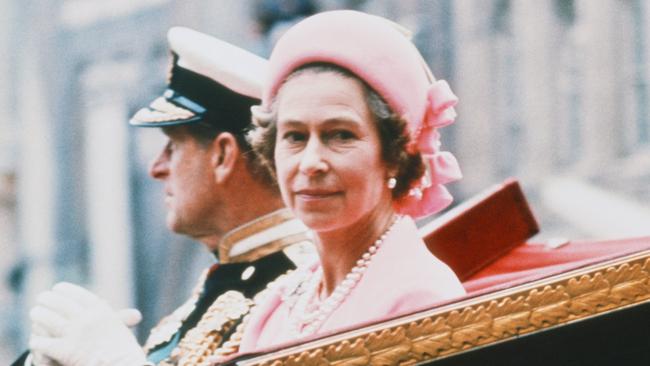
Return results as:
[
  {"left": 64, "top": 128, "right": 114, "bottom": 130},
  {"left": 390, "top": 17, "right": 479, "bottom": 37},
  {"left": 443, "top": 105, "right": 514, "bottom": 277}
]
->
[{"left": 394, "top": 80, "right": 462, "bottom": 218}]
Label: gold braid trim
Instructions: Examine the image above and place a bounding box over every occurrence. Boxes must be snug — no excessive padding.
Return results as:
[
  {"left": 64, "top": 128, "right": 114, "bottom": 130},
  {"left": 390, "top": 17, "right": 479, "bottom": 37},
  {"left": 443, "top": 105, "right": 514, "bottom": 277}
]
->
[
  {"left": 144, "top": 269, "right": 209, "bottom": 353},
  {"left": 237, "top": 250, "right": 650, "bottom": 366},
  {"left": 208, "top": 269, "right": 296, "bottom": 364},
  {"left": 131, "top": 97, "right": 195, "bottom": 123},
  {"left": 167, "top": 290, "right": 254, "bottom": 366},
  {"left": 219, "top": 209, "right": 297, "bottom": 263}
]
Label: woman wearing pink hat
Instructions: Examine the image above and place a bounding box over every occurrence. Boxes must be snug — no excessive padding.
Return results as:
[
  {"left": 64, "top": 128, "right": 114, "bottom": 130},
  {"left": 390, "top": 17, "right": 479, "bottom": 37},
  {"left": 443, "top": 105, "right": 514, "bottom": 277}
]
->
[{"left": 232, "top": 10, "right": 466, "bottom": 353}]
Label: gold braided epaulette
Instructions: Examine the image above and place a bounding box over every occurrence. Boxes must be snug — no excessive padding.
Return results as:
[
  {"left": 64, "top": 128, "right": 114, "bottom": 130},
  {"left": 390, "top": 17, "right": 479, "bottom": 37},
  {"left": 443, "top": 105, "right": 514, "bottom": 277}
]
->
[
  {"left": 144, "top": 269, "right": 209, "bottom": 353},
  {"left": 167, "top": 290, "right": 254, "bottom": 366}
]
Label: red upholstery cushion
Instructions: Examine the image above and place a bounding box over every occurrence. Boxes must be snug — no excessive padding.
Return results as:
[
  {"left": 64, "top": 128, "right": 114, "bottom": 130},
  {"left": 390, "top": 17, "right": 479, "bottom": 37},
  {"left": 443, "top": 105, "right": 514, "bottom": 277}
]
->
[
  {"left": 464, "top": 237, "right": 650, "bottom": 294},
  {"left": 422, "top": 179, "right": 539, "bottom": 281}
]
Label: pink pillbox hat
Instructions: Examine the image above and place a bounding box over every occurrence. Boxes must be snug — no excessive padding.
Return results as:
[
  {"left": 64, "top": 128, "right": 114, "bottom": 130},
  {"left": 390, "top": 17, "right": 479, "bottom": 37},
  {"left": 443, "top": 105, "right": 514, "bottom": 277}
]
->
[{"left": 265, "top": 10, "right": 461, "bottom": 218}]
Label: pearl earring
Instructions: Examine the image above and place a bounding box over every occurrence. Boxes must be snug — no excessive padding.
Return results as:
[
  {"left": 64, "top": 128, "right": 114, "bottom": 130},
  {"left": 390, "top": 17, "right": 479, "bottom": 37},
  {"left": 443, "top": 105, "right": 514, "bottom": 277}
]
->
[
  {"left": 387, "top": 177, "right": 397, "bottom": 189},
  {"left": 409, "top": 187, "right": 423, "bottom": 200}
]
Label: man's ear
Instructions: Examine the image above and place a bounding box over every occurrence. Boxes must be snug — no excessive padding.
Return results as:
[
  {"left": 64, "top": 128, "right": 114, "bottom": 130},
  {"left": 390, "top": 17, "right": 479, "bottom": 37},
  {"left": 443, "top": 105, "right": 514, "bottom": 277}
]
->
[{"left": 211, "top": 133, "right": 240, "bottom": 184}]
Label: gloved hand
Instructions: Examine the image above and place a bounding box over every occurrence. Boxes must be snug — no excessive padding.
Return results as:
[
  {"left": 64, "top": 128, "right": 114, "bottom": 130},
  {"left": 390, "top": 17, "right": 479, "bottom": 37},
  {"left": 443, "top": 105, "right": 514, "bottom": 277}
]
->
[
  {"left": 29, "top": 282, "right": 147, "bottom": 366},
  {"left": 29, "top": 321, "right": 59, "bottom": 366}
]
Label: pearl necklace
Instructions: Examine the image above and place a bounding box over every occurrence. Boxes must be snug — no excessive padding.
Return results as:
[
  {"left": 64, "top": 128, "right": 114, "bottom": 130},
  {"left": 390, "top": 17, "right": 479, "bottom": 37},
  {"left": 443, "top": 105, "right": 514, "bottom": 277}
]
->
[{"left": 287, "top": 215, "right": 402, "bottom": 337}]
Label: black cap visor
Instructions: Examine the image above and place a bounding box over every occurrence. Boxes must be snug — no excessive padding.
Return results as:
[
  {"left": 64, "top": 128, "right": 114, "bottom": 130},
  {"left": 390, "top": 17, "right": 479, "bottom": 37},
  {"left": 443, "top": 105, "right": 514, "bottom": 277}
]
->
[{"left": 130, "top": 64, "right": 259, "bottom": 132}]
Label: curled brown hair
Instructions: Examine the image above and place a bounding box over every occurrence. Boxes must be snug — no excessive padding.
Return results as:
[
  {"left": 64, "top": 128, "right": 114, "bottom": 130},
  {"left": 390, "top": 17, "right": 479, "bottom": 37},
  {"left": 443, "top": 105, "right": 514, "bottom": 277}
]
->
[{"left": 248, "top": 63, "right": 424, "bottom": 199}]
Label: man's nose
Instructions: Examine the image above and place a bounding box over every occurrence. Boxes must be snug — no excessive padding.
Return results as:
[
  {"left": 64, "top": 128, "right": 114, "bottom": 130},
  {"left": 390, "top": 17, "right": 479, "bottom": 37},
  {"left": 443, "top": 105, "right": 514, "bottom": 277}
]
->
[{"left": 148, "top": 150, "right": 169, "bottom": 180}]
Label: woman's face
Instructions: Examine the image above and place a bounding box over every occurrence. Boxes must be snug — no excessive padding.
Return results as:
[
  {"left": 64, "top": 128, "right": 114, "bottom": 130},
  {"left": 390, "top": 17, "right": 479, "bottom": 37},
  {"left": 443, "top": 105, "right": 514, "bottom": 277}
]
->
[{"left": 274, "top": 71, "right": 394, "bottom": 232}]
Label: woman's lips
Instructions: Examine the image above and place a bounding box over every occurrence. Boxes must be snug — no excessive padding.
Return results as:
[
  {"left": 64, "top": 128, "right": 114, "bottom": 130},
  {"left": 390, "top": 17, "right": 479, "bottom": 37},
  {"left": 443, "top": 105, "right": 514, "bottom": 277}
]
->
[{"left": 294, "top": 189, "right": 341, "bottom": 201}]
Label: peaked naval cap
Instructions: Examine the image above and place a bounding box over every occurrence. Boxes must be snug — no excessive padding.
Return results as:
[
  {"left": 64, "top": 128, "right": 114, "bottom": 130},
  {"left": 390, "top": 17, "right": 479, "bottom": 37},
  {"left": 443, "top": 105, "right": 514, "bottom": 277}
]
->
[{"left": 130, "top": 27, "right": 268, "bottom": 134}]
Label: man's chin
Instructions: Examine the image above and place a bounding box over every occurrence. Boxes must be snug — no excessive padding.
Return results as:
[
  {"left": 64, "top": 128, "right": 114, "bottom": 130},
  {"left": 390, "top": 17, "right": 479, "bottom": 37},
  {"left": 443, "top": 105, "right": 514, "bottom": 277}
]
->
[
  {"left": 165, "top": 214, "right": 215, "bottom": 240},
  {"left": 166, "top": 215, "right": 185, "bottom": 234},
  {"left": 167, "top": 216, "right": 204, "bottom": 239}
]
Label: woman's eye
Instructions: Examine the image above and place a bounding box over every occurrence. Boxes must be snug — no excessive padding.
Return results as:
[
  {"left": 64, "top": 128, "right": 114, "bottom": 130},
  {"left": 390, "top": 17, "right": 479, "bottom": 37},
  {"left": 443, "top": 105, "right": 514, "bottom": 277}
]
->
[
  {"left": 329, "top": 130, "right": 356, "bottom": 141},
  {"left": 282, "top": 131, "right": 306, "bottom": 143}
]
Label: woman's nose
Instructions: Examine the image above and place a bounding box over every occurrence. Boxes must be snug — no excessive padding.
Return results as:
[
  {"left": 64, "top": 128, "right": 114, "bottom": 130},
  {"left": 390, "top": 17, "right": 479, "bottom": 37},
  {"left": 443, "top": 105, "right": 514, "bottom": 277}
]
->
[{"left": 298, "top": 138, "right": 329, "bottom": 176}]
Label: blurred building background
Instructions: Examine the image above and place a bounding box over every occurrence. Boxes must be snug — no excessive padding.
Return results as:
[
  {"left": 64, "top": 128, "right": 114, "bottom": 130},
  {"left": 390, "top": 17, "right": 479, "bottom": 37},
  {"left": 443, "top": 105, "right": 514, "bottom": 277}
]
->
[{"left": 1, "top": 0, "right": 650, "bottom": 361}]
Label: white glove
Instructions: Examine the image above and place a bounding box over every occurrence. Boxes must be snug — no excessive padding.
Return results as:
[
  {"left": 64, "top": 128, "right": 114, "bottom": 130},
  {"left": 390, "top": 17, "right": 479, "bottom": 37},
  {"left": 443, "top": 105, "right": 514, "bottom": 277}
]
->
[
  {"left": 29, "top": 318, "right": 60, "bottom": 366},
  {"left": 29, "top": 282, "right": 147, "bottom": 366}
]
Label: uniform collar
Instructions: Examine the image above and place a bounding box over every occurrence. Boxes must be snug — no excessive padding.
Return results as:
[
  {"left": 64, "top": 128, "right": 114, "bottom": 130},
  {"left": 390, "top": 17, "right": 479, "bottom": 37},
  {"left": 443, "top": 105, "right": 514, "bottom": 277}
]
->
[{"left": 218, "top": 208, "right": 309, "bottom": 263}]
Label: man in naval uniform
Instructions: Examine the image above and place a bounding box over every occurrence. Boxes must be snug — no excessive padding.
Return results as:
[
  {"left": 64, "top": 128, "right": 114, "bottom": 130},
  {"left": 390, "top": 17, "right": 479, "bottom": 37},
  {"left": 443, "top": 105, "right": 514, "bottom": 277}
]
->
[{"left": 18, "top": 27, "right": 313, "bottom": 366}]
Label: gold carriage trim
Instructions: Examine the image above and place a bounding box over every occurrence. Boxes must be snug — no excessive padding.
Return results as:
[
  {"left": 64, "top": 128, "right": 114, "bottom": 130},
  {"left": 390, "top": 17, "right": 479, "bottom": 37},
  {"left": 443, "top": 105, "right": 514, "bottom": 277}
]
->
[
  {"left": 238, "top": 249, "right": 650, "bottom": 366},
  {"left": 132, "top": 97, "right": 196, "bottom": 124}
]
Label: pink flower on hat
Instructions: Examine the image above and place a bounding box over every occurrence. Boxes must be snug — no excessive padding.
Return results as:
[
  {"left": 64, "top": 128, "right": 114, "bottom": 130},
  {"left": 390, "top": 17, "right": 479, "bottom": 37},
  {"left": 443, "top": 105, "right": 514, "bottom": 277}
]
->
[{"left": 399, "top": 79, "right": 462, "bottom": 217}]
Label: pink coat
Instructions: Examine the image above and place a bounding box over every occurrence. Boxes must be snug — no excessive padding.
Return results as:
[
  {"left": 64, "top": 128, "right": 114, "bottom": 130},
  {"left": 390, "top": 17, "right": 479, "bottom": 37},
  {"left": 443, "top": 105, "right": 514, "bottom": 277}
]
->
[{"left": 239, "top": 216, "right": 466, "bottom": 352}]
